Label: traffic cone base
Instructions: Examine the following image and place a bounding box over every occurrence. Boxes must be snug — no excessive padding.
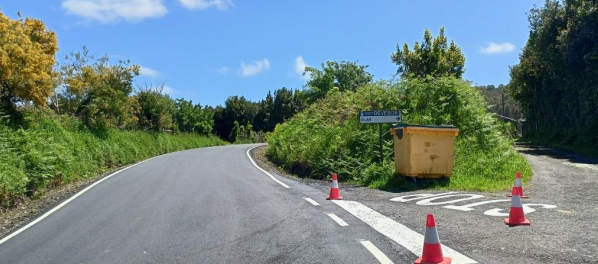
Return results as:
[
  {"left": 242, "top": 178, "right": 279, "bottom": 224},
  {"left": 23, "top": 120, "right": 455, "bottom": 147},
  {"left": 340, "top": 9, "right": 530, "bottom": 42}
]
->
[
  {"left": 414, "top": 256, "right": 452, "bottom": 264},
  {"left": 504, "top": 217, "right": 530, "bottom": 226},
  {"left": 326, "top": 189, "right": 343, "bottom": 200}
]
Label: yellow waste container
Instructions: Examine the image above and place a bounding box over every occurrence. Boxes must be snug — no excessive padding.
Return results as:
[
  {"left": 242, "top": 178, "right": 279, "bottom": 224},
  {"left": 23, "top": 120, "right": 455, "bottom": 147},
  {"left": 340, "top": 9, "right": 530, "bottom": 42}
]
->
[{"left": 390, "top": 124, "right": 459, "bottom": 178}]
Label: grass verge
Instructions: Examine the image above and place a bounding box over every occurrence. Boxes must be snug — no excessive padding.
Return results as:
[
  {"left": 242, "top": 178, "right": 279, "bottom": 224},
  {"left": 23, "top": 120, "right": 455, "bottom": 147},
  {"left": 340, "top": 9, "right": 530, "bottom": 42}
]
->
[{"left": 0, "top": 110, "right": 227, "bottom": 208}]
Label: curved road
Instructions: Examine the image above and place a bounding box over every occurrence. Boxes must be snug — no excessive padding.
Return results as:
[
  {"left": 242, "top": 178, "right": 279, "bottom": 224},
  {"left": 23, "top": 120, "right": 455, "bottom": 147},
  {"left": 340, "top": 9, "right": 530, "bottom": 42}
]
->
[{"left": 0, "top": 144, "right": 418, "bottom": 264}]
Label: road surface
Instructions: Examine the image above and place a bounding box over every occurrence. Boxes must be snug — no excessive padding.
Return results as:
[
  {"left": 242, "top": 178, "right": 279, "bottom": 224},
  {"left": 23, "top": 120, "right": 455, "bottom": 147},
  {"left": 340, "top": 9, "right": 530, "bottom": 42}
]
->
[{"left": 0, "top": 144, "right": 423, "bottom": 264}]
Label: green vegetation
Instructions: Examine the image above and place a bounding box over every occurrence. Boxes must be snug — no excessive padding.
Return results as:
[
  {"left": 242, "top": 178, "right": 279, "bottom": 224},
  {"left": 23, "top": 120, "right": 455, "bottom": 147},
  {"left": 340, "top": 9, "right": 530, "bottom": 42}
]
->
[
  {"left": 266, "top": 27, "right": 531, "bottom": 192},
  {"left": 391, "top": 27, "right": 465, "bottom": 79},
  {"left": 509, "top": 0, "right": 598, "bottom": 151},
  {"left": 267, "top": 77, "right": 531, "bottom": 191},
  {"left": 0, "top": 110, "right": 226, "bottom": 207}
]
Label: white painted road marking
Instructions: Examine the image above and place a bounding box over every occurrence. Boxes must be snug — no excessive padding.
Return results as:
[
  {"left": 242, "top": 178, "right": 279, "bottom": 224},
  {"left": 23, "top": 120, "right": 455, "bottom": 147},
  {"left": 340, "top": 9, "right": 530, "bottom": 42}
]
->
[
  {"left": 333, "top": 200, "right": 477, "bottom": 264},
  {"left": 303, "top": 197, "right": 320, "bottom": 206},
  {"left": 0, "top": 158, "right": 152, "bottom": 246},
  {"left": 360, "top": 240, "right": 394, "bottom": 264},
  {"left": 246, "top": 146, "right": 290, "bottom": 189},
  {"left": 327, "top": 213, "right": 349, "bottom": 226},
  {"left": 390, "top": 192, "right": 557, "bottom": 217}
]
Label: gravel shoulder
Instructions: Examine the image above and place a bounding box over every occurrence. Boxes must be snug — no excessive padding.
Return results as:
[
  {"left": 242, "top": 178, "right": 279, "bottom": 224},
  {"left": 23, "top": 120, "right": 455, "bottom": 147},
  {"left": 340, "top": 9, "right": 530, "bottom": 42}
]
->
[{"left": 253, "top": 144, "right": 598, "bottom": 264}]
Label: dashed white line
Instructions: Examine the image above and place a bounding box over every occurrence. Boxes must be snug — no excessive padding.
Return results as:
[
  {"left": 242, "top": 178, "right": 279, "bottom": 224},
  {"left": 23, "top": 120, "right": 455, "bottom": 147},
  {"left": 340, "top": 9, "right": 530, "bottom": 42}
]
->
[
  {"left": 327, "top": 213, "right": 349, "bottom": 226},
  {"left": 303, "top": 197, "right": 320, "bottom": 206},
  {"left": 0, "top": 158, "right": 152, "bottom": 246},
  {"left": 360, "top": 240, "right": 394, "bottom": 264},
  {"left": 332, "top": 200, "right": 477, "bottom": 264},
  {"left": 246, "top": 146, "right": 290, "bottom": 188}
]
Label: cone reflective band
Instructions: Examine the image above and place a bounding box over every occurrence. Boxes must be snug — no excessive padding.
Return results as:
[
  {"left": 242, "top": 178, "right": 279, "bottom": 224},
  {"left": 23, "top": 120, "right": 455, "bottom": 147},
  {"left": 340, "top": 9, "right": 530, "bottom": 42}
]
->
[
  {"left": 507, "top": 171, "right": 528, "bottom": 199},
  {"left": 504, "top": 187, "right": 530, "bottom": 226},
  {"left": 327, "top": 173, "right": 343, "bottom": 200},
  {"left": 414, "top": 214, "right": 451, "bottom": 264}
]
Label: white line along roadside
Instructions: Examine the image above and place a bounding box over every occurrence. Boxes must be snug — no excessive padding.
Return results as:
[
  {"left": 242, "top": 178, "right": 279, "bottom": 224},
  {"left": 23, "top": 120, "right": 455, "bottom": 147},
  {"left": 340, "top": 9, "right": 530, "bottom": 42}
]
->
[
  {"left": 333, "top": 200, "right": 477, "bottom": 264},
  {"left": 0, "top": 158, "right": 152, "bottom": 246},
  {"left": 361, "top": 240, "right": 395, "bottom": 264},
  {"left": 327, "top": 213, "right": 349, "bottom": 226},
  {"left": 303, "top": 197, "right": 320, "bottom": 206},
  {"left": 246, "top": 146, "right": 290, "bottom": 188}
]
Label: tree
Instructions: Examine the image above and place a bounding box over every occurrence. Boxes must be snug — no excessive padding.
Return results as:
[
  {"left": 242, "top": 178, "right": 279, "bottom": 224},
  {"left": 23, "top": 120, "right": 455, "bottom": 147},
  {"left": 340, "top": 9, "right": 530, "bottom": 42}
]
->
[
  {"left": 213, "top": 96, "right": 259, "bottom": 140},
  {"left": 302, "top": 61, "right": 373, "bottom": 104},
  {"left": 0, "top": 10, "right": 58, "bottom": 114},
  {"left": 60, "top": 48, "right": 140, "bottom": 130},
  {"left": 136, "top": 85, "right": 176, "bottom": 131},
  {"left": 391, "top": 27, "right": 465, "bottom": 79},
  {"left": 174, "top": 98, "right": 214, "bottom": 135},
  {"left": 509, "top": 0, "right": 598, "bottom": 147}
]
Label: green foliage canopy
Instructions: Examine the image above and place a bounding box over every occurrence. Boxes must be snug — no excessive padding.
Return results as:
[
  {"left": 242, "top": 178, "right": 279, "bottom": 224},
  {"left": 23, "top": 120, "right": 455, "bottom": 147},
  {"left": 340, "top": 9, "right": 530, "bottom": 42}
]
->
[
  {"left": 391, "top": 28, "right": 465, "bottom": 79},
  {"left": 509, "top": 0, "right": 598, "bottom": 147},
  {"left": 302, "top": 61, "right": 373, "bottom": 104}
]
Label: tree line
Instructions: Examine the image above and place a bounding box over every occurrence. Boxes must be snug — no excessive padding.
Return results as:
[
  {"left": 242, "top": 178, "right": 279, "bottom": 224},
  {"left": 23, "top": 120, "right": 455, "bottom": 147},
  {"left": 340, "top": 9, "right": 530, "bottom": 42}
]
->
[
  {"left": 508, "top": 0, "right": 598, "bottom": 147},
  {"left": 0, "top": 10, "right": 377, "bottom": 142}
]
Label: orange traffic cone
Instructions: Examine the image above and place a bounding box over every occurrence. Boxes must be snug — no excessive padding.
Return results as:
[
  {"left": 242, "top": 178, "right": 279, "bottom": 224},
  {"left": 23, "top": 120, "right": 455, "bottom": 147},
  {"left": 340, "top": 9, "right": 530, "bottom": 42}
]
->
[
  {"left": 326, "top": 173, "right": 343, "bottom": 200},
  {"left": 504, "top": 187, "right": 530, "bottom": 226},
  {"left": 507, "top": 171, "right": 528, "bottom": 199},
  {"left": 414, "top": 214, "right": 451, "bottom": 264}
]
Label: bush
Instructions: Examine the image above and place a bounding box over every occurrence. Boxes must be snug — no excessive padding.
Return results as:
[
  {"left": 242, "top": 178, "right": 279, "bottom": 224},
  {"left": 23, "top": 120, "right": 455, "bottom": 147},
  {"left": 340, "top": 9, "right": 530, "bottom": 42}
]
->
[
  {"left": 0, "top": 109, "right": 226, "bottom": 207},
  {"left": 266, "top": 77, "right": 531, "bottom": 191}
]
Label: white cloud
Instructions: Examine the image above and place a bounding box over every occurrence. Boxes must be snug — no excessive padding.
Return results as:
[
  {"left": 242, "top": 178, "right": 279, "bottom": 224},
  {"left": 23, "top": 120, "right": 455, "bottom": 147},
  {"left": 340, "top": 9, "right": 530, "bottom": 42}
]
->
[
  {"left": 294, "top": 56, "right": 311, "bottom": 80},
  {"left": 240, "top": 59, "right": 270, "bottom": 77},
  {"left": 479, "top": 42, "right": 516, "bottom": 54},
  {"left": 178, "top": 0, "right": 233, "bottom": 10},
  {"left": 161, "top": 85, "right": 174, "bottom": 95},
  {"left": 61, "top": 0, "right": 167, "bottom": 23},
  {"left": 140, "top": 66, "right": 160, "bottom": 77},
  {"left": 217, "top": 66, "right": 231, "bottom": 74}
]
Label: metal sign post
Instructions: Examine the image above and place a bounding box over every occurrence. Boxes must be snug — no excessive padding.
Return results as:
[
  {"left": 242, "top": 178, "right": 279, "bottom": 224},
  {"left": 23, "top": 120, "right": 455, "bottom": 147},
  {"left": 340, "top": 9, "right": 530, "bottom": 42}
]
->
[{"left": 359, "top": 110, "right": 402, "bottom": 163}]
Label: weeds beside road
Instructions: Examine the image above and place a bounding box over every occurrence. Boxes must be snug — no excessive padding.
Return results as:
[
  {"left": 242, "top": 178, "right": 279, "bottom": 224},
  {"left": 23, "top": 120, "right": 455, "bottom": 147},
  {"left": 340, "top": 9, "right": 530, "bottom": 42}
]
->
[{"left": 0, "top": 110, "right": 227, "bottom": 208}]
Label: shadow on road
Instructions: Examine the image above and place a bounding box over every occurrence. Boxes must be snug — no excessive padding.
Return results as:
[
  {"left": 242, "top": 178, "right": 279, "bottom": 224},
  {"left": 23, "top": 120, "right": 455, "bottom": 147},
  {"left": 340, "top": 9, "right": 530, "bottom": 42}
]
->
[{"left": 516, "top": 143, "right": 598, "bottom": 165}]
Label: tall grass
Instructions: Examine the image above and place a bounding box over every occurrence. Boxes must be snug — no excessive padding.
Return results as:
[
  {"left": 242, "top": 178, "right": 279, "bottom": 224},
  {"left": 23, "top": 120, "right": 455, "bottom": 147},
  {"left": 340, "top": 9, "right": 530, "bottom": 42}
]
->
[
  {"left": 0, "top": 110, "right": 226, "bottom": 207},
  {"left": 266, "top": 77, "right": 531, "bottom": 192}
]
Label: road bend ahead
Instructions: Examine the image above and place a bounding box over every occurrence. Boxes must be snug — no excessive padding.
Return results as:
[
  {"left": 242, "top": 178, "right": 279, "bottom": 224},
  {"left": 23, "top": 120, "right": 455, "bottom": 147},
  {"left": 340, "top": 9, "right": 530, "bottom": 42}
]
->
[{"left": 0, "top": 144, "right": 422, "bottom": 264}]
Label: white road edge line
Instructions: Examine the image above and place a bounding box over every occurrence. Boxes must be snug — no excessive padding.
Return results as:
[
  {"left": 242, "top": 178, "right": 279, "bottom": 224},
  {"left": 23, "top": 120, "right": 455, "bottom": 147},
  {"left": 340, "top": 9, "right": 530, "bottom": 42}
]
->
[
  {"left": 360, "top": 240, "right": 394, "bottom": 264},
  {"left": 246, "top": 146, "right": 290, "bottom": 188},
  {"left": 327, "top": 213, "right": 349, "bottom": 226},
  {"left": 0, "top": 158, "right": 153, "bottom": 246},
  {"left": 303, "top": 197, "right": 320, "bottom": 206},
  {"left": 333, "top": 200, "right": 477, "bottom": 264}
]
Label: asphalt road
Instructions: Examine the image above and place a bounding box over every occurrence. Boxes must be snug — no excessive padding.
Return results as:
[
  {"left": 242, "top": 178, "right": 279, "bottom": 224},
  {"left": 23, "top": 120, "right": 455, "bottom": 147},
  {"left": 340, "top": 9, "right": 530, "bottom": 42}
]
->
[
  {"left": 0, "top": 144, "right": 420, "bottom": 264},
  {"left": 293, "top": 144, "right": 598, "bottom": 264}
]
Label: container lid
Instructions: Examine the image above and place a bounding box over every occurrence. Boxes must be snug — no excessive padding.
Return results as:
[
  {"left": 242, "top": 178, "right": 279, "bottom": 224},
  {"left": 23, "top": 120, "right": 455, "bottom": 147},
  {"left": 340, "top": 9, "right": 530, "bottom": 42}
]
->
[{"left": 392, "top": 123, "right": 457, "bottom": 129}]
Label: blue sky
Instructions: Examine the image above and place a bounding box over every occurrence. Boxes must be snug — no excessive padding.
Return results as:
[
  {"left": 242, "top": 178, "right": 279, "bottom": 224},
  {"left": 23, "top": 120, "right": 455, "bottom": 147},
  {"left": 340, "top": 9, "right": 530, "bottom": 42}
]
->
[{"left": 1, "top": 0, "right": 545, "bottom": 106}]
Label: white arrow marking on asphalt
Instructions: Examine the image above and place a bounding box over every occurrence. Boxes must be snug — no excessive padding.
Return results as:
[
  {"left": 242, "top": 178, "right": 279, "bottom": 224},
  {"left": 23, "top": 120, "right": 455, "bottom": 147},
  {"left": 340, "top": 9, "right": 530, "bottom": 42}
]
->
[
  {"left": 333, "top": 200, "right": 477, "bottom": 264},
  {"left": 360, "top": 240, "right": 394, "bottom": 264},
  {"left": 246, "top": 146, "right": 290, "bottom": 188}
]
